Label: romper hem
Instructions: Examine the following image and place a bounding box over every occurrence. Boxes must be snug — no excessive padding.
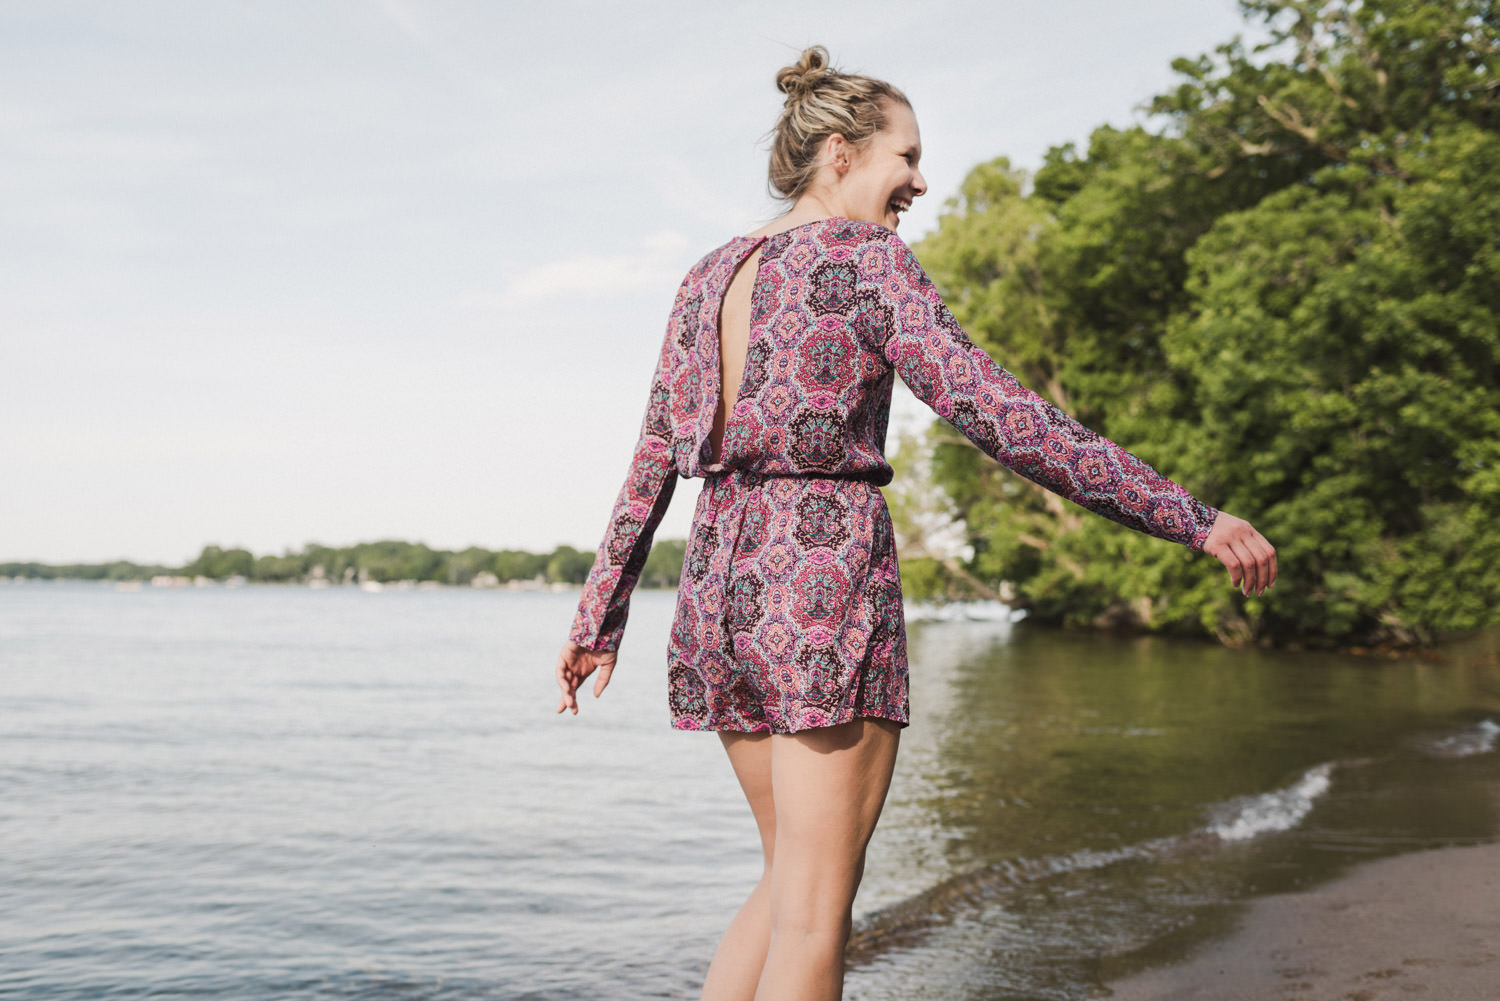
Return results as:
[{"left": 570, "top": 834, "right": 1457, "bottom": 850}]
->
[{"left": 670, "top": 710, "right": 911, "bottom": 735}]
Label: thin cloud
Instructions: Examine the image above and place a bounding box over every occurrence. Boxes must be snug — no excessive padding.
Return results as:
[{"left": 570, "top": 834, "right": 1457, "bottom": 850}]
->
[
  {"left": 483, "top": 231, "right": 695, "bottom": 306},
  {"left": 374, "top": 0, "right": 510, "bottom": 104}
]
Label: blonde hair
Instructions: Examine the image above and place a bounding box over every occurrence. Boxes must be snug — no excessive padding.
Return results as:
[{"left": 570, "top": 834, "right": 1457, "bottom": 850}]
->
[{"left": 767, "top": 45, "right": 911, "bottom": 203}]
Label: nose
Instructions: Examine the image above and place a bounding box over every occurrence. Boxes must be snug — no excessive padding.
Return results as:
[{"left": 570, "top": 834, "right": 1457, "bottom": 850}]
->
[{"left": 912, "top": 168, "right": 928, "bottom": 197}]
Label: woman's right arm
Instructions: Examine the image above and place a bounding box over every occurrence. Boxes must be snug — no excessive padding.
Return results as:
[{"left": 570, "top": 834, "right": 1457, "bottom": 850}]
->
[{"left": 565, "top": 323, "right": 680, "bottom": 655}]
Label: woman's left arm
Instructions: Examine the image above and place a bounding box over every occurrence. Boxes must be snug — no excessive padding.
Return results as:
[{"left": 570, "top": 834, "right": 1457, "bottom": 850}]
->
[{"left": 860, "top": 229, "right": 1275, "bottom": 593}]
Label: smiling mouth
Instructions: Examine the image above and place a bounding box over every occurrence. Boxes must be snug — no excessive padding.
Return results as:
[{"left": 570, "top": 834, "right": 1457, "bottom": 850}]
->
[{"left": 888, "top": 197, "right": 911, "bottom": 224}]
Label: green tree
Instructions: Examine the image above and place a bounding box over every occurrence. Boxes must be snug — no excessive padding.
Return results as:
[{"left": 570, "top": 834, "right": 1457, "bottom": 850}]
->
[
  {"left": 349, "top": 541, "right": 398, "bottom": 582},
  {"left": 443, "top": 546, "right": 495, "bottom": 585},
  {"left": 641, "top": 538, "right": 687, "bottom": 588},
  {"left": 252, "top": 551, "right": 308, "bottom": 582},
  {"left": 910, "top": 0, "right": 1500, "bottom": 647},
  {"left": 493, "top": 549, "right": 549, "bottom": 581},
  {"left": 546, "top": 545, "right": 594, "bottom": 585},
  {"left": 186, "top": 545, "right": 254, "bottom": 579}
]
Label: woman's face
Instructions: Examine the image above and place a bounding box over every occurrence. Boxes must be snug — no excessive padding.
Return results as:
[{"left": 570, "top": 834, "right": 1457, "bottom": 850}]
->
[{"left": 840, "top": 100, "right": 927, "bottom": 230}]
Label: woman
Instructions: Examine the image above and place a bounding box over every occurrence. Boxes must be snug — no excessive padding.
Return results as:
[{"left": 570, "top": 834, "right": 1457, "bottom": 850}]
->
[{"left": 554, "top": 45, "right": 1276, "bottom": 1001}]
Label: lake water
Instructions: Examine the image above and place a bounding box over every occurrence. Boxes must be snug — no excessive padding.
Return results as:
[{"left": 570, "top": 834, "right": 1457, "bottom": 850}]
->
[{"left": 2, "top": 581, "right": 1498, "bottom": 1000}]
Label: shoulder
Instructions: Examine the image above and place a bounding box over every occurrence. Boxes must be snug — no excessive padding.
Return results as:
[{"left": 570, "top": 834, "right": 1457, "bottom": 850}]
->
[
  {"left": 763, "top": 217, "right": 925, "bottom": 277},
  {"left": 667, "top": 236, "right": 749, "bottom": 310},
  {"left": 700, "top": 232, "right": 756, "bottom": 270},
  {"left": 806, "top": 220, "right": 932, "bottom": 295},
  {"left": 683, "top": 238, "right": 740, "bottom": 284},
  {"left": 825, "top": 219, "right": 924, "bottom": 274},
  {"left": 790, "top": 216, "right": 907, "bottom": 251}
]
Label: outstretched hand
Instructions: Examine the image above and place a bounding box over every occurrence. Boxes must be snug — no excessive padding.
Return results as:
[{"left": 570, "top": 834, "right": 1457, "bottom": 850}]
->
[
  {"left": 555, "top": 640, "right": 617, "bottom": 715},
  {"left": 1203, "top": 511, "right": 1278, "bottom": 597}
]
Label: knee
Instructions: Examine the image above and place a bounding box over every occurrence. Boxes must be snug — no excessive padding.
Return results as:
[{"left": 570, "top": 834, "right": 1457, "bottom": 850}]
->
[
  {"left": 768, "top": 891, "right": 854, "bottom": 951},
  {"left": 769, "top": 917, "right": 852, "bottom": 957}
]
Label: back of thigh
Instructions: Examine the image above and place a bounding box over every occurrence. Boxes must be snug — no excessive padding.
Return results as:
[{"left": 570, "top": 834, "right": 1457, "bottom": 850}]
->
[
  {"left": 720, "top": 730, "right": 776, "bottom": 864},
  {"left": 769, "top": 718, "right": 901, "bottom": 882}
]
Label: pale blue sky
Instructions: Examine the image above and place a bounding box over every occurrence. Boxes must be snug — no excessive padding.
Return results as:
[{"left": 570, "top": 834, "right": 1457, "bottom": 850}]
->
[{"left": 1, "top": 0, "right": 1258, "bottom": 564}]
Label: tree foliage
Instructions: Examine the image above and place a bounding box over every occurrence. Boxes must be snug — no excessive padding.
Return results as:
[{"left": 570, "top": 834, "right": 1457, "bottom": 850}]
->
[
  {"left": 911, "top": 0, "right": 1499, "bottom": 647},
  {"left": 186, "top": 545, "right": 254, "bottom": 579},
  {"left": 0, "top": 560, "right": 176, "bottom": 581},
  {"left": 5, "top": 537, "right": 691, "bottom": 589}
]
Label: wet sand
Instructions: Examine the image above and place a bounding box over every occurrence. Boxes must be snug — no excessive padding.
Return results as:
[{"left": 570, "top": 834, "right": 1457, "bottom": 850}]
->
[{"left": 1102, "top": 840, "right": 1500, "bottom": 1000}]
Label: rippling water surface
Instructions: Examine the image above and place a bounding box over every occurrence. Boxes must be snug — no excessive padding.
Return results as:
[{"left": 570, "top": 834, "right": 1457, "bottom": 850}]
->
[{"left": 3, "top": 581, "right": 1498, "bottom": 1000}]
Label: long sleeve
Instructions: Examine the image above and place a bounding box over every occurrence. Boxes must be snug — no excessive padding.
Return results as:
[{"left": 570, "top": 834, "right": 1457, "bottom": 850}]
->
[
  {"left": 567, "top": 327, "right": 680, "bottom": 652},
  {"left": 860, "top": 230, "right": 1219, "bottom": 551}
]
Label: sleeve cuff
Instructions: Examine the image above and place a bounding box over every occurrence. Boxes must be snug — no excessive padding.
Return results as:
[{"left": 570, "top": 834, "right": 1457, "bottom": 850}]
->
[
  {"left": 1188, "top": 504, "right": 1220, "bottom": 552},
  {"left": 568, "top": 610, "right": 625, "bottom": 653}
]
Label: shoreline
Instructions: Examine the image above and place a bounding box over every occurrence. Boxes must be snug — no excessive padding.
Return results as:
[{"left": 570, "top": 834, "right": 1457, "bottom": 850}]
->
[{"left": 1099, "top": 837, "right": 1500, "bottom": 1000}]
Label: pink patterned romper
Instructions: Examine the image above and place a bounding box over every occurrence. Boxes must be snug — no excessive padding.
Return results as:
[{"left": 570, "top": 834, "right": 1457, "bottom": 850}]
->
[{"left": 568, "top": 217, "right": 1219, "bottom": 734}]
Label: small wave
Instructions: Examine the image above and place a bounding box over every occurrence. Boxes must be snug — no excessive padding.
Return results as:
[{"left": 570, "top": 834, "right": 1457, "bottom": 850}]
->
[
  {"left": 1413, "top": 719, "right": 1500, "bottom": 759},
  {"left": 849, "top": 761, "right": 1339, "bottom": 963},
  {"left": 1206, "top": 763, "right": 1334, "bottom": 842}
]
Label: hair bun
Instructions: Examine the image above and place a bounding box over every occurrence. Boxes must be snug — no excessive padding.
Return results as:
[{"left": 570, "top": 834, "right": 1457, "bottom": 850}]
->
[
  {"left": 775, "top": 45, "right": 834, "bottom": 104},
  {"left": 764, "top": 46, "right": 909, "bottom": 202}
]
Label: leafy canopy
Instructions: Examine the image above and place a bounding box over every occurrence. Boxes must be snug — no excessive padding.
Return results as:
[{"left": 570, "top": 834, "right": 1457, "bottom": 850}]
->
[{"left": 905, "top": 0, "right": 1499, "bottom": 647}]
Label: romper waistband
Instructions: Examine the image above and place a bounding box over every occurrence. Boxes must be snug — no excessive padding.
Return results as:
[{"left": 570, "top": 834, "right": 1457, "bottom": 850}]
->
[
  {"left": 701, "top": 466, "right": 885, "bottom": 486},
  {"left": 699, "top": 468, "right": 884, "bottom": 574}
]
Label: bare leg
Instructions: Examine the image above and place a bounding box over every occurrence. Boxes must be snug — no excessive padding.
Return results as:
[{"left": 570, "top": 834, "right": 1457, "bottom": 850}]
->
[
  {"left": 754, "top": 717, "right": 901, "bottom": 1001},
  {"left": 700, "top": 731, "right": 775, "bottom": 1001}
]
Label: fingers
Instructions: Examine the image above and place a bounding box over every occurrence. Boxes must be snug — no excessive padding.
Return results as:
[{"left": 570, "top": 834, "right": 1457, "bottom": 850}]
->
[
  {"left": 1245, "top": 526, "right": 1276, "bottom": 596},
  {"left": 555, "top": 648, "right": 581, "bottom": 715},
  {"left": 1251, "top": 535, "right": 1275, "bottom": 594},
  {"left": 1231, "top": 533, "right": 1277, "bottom": 597},
  {"left": 1218, "top": 538, "right": 1245, "bottom": 591},
  {"left": 1207, "top": 513, "right": 1277, "bottom": 597},
  {"left": 554, "top": 645, "right": 616, "bottom": 716},
  {"left": 1243, "top": 547, "right": 1260, "bottom": 595},
  {"left": 593, "top": 660, "right": 614, "bottom": 698},
  {"left": 1232, "top": 537, "right": 1259, "bottom": 595}
]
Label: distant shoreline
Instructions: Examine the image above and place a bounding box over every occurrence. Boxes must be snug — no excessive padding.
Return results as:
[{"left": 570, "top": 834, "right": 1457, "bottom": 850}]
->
[
  {"left": 0, "top": 536, "right": 688, "bottom": 591},
  {"left": 0, "top": 574, "right": 590, "bottom": 592}
]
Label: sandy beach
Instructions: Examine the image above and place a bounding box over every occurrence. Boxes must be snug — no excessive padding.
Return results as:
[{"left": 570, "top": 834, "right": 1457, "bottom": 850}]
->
[{"left": 1102, "top": 840, "right": 1500, "bottom": 1000}]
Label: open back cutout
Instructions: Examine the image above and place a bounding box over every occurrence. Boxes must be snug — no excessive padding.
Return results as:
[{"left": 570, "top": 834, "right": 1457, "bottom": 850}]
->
[{"left": 708, "top": 243, "right": 764, "bottom": 464}]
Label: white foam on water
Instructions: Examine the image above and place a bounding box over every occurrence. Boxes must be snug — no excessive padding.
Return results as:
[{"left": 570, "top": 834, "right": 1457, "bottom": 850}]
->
[
  {"left": 1417, "top": 719, "right": 1500, "bottom": 758},
  {"left": 1206, "top": 762, "right": 1335, "bottom": 842},
  {"left": 855, "top": 760, "right": 1348, "bottom": 957}
]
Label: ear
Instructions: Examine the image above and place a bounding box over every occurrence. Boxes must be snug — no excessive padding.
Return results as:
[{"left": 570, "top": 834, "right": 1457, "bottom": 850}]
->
[{"left": 824, "top": 133, "right": 852, "bottom": 174}]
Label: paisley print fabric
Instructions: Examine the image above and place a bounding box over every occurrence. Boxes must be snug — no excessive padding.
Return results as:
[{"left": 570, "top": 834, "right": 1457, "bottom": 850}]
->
[
  {"left": 568, "top": 216, "right": 1220, "bottom": 733},
  {"left": 666, "top": 469, "right": 905, "bottom": 732}
]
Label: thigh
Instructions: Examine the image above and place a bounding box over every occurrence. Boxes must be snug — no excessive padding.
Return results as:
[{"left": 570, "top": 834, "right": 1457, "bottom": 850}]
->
[
  {"left": 720, "top": 731, "right": 776, "bottom": 868},
  {"left": 768, "top": 718, "right": 901, "bottom": 887}
]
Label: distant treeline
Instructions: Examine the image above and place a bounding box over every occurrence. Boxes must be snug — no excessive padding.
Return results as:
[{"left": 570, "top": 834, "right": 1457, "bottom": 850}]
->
[{"left": 2, "top": 539, "right": 689, "bottom": 588}]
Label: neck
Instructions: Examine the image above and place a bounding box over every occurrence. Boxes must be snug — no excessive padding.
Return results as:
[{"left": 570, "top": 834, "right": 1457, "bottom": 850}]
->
[
  {"left": 784, "top": 187, "right": 848, "bottom": 225},
  {"left": 748, "top": 179, "right": 853, "bottom": 239}
]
